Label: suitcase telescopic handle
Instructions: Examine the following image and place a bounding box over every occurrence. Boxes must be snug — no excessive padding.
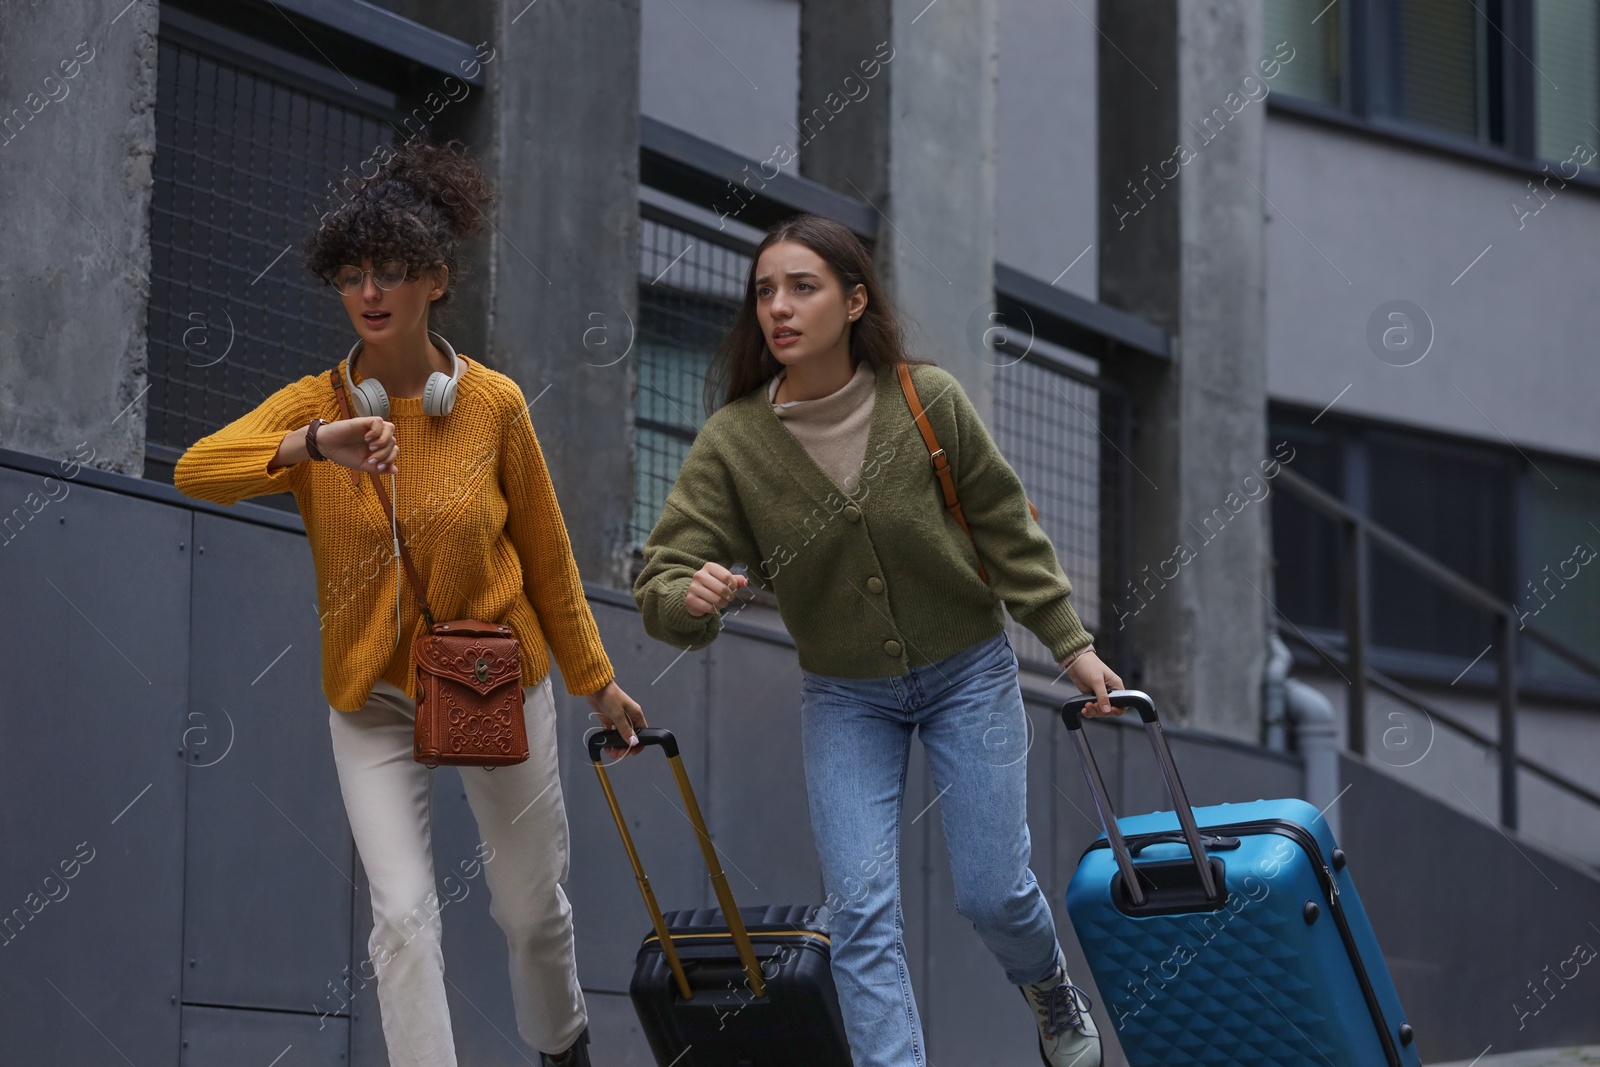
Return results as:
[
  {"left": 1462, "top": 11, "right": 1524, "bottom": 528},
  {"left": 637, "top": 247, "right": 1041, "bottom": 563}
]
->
[
  {"left": 586, "top": 725, "right": 679, "bottom": 762},
  {"left": 1060, "top": 690, "right": 1220, "bottom": 906},
  {"left": 584, "top": 727, "right": 767, "bottom": 1000}
]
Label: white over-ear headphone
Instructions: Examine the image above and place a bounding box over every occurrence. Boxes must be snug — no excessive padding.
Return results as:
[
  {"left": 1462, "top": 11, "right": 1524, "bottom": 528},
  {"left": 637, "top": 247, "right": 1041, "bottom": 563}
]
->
[{"left": 341, "top": 330, "right": 464, "bottom": 418}]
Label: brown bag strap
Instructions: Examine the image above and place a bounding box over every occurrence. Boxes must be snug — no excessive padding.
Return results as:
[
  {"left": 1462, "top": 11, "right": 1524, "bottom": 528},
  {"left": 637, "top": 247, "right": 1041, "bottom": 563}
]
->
[
  {"left": 329, "top": 367, "right": 437, "bottom": 628},
  {"left": 897, "top": 362, "right": 990, "bottom": 584}
]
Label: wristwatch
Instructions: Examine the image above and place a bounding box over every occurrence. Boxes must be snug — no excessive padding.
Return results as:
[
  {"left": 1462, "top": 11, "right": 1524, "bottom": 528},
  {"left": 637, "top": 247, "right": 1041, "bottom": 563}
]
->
[{"left": 305, "top": 418, "right": 329, "bottom": 462}]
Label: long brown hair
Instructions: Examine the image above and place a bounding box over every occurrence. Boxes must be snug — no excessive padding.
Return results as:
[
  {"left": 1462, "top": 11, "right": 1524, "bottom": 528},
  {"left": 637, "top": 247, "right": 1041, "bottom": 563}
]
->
[{"left": 705, "top": 213, "right": 929, "bottom": 413}]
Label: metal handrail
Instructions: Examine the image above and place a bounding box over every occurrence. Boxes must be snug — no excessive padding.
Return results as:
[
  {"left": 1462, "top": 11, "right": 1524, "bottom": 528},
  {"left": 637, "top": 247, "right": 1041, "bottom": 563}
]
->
[
  {"left": 1278, "top": 628, "right": 1600, "bottom": 814},
  {"left": 1274, "top": 466, "right": 1600, "bottom": 829}
]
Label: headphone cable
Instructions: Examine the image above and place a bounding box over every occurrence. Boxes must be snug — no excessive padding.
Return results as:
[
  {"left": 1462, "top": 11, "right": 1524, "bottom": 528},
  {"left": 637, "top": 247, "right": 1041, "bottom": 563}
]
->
[{"left": 389, "top": 468, "right": 402, "bottom": 651}]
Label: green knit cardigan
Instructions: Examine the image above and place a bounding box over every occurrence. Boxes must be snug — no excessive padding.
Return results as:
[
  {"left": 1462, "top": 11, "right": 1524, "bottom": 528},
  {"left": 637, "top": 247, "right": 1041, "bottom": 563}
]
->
[{"left": 633, "top": 360, "right": 1093, "bottom": 678}]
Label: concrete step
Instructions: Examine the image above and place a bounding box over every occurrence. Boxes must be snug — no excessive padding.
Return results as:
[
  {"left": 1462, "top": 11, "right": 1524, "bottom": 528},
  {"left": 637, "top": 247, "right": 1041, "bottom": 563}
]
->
[{"left": 1431, "top": 1048, "right": 1600, "bottom": 1067}]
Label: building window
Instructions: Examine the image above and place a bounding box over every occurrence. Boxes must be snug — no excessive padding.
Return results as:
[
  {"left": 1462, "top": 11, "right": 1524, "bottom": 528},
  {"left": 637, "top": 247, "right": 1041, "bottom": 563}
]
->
[
  {"left": 1269, "top": 420, "right": 1343, "bottom": 632},
  {"left": 1269, "top": 405, "right": 1600, "bottom": 692},
  {"left": 1534, "top": 0, "right": 1600, "bottom": 172},
  {"left": 145, "top": 20, "right": 406, "bottom": 475},
  {"left": 1265, "top": 0, "right": 1600, "bottom": 170},
  {"left": 1521, "top": 458, "right": 1600, "bottom": 685},
  {"left": 631, "top": 214, "right": 747, "bottom": 550},
  {"left": 1365, "top": 430, "right": 1514, "bottom": 659},
  {"left": 1264, "top": 0, "right": 1345, "bottom": 107},
  {"left": 1370, "top": 0, "right": 1498, "bottom": 144}
]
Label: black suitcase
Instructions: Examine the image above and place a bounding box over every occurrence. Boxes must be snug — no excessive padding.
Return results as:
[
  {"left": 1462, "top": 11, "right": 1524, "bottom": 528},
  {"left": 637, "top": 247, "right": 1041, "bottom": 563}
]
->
[{"left": 585, "top": 728, "right": 852, "bottom": 1066}]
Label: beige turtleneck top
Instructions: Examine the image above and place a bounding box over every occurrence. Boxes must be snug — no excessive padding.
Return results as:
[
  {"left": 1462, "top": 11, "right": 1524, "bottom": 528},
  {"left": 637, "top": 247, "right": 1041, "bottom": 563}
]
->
[{"left": 768, "top": 360, "right": 878, "bottom": 494}]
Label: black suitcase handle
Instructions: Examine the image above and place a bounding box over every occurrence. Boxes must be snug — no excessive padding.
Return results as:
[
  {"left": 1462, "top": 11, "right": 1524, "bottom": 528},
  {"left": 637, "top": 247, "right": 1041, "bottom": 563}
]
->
[
  {"left": 583, "top": 726, "right": 767, "bottom": 1001},
  {"left": 586, "top": 726, "right": 679, "bottom": 761},
  {"left": 1060, "top": 690, "right": 1220, "bottom": 907}
]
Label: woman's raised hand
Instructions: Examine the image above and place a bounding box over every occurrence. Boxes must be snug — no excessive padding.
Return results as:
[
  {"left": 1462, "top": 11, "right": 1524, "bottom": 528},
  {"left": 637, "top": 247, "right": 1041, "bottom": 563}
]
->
[
  {"left": 319, "top": 416, "right": 399, "bottom": 473},
  {"left": 685, "top": 561, "right": 747, "bottom": 617}
]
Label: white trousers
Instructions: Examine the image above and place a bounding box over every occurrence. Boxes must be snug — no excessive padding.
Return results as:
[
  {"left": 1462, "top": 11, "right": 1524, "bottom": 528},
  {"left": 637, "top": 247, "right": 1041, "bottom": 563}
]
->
[{"left": 328, "top": 674, "right": 585, "bottom": 1065}]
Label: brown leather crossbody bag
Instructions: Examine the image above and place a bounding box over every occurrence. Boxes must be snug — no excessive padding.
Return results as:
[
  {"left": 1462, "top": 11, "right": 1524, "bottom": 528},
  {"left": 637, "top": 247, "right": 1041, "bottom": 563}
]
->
[{"left": 330, "top": 368, "right": 530, "bottom": 768}]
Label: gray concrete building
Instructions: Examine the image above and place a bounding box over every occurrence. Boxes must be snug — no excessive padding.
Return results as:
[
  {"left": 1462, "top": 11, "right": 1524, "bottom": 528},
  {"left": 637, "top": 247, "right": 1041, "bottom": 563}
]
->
[{"left": 4, "top": 0, "right": 1600, "bottom": 1063}]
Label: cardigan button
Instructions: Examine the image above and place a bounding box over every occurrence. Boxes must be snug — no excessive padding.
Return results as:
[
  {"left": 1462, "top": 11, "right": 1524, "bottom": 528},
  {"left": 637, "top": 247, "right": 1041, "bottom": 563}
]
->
[
  {"left": 883, "top": 639, "right": 902, "bottom": 657},
  {"left": 866, "top": 576, "right": 884, "bottom": 594},
  {"left": 843, "top": 505, "right": 861, "bottom": 522}
]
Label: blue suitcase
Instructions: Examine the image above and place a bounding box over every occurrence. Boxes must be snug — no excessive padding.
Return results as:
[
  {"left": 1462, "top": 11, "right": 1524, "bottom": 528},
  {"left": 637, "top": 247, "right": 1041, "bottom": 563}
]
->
[{"left": 1060, "top": 691, "right": 1421, "bottom": 1067}]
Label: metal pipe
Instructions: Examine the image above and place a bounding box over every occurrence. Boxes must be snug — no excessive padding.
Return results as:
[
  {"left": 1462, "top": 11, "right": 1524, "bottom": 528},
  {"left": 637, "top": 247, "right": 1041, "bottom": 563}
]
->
[
  {"left": 1342, "top": 520, "right": 1370, "bottom": 755},
  {"left": 1497, "top": 617, "right": 1519, "bottom": 830},
  {"left": 1264, "top": 632, "right": 1293, "bottom": 751},
  {"left": 1286, "top": 678, "right": 1342, "bottom": 840}
]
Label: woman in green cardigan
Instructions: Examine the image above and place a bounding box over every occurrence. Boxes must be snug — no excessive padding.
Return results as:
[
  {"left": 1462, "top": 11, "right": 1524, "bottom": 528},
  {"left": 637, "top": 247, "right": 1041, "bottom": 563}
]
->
[{"left": 634, "top": 214, "right": 1124, "bottom": 1067}]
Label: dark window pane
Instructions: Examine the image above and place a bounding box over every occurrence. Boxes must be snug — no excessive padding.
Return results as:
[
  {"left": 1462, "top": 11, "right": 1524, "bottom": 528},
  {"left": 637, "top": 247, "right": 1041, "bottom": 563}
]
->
[
  {"left": 1534, "top": 0, "right": 1600, "bottom": 173},
  {"left": 1367, "top": 434, "right": 1511, "bottom": 657},
  {"left": 1521, "top": 459, "right": 1600, "bottom": 685},
  {"left": 1263, "top": 0, "right": 1345, "bottom": 106},
  {"left": 147, "top": 38, "right": 397, "bottom": 452},
  {"left": 633, "top": 218, "right": 747, "bottom": 548},
  {"left": 1375, "top": 0, "right": 1487, "bottom": 141},
  {"left": 1269, "top": 417, "right": 1343, "bottom": 631}
]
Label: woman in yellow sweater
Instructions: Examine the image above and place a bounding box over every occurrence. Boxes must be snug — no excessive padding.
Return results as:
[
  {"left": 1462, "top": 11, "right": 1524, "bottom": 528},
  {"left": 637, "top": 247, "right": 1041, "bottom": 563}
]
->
[{"left": 174, "top": 141, "right": 640, "bottom": 1067}]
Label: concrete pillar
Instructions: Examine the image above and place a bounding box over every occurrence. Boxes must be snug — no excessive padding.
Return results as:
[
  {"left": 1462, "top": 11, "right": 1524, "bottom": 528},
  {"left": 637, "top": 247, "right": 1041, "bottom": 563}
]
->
[
  {"left": 799, "top": 0, "right": 999, "bottom": 418},
  {"left": 379, "top": 1, "right": 497, "bottom": 367},
  {"left": 313, "top": 0, "right": 639, "bottom": 587},
  {"left": 0, "top": 0, "right": 158, "bottom": 473},
  {"left": 1097, "top": 0, "right": 1270, "bottom": 740},
  {"left": 482, "top": 0, "right": 641, "bottom": 588}
]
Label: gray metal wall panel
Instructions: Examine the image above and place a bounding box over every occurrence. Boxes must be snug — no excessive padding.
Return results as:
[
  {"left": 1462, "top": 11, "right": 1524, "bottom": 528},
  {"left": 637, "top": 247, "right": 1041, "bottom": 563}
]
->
[
  {"left": 434, "top": 765, "right": 534, "bottom": 1066},
  {"left": 182, "top": 512, "right": 352, "bottom": 1012},
  {"left": 0, "top": 468, "right": 191, "bottom": 1064},
  {"left": 923, "top": 695, "right": 1064, "bottom": 1063},
  {"left": 584, "top": 990, "right": 655, "bottom": 1065},
  {"left": 565, "top": 601, "right": 712, "bottom": 992},
  {"left": 348, "top": 858, "right": 384, "bottom": 1067},
  {"left": 179, "top": 1004, "right": 348, "bottom": 1066},
  {"left": 706, "top": 634, "right": 821, "bottom": 909},
  {"left": 1340, "top": 755, "right": 1600, "bottom": 1061},
  {"left": 1117, "top": 721, "right": 1305, "bottom": 816}
]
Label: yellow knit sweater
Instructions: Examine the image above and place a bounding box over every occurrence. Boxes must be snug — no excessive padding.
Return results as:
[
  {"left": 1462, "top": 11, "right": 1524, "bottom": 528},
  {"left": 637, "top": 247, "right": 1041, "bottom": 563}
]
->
[{"left": 174, "top": 355, "right": 616, "bottom": 711}]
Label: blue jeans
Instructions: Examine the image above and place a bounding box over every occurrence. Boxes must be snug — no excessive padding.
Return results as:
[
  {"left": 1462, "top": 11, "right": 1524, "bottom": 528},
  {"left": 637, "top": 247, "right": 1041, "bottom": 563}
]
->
[{"left": 800, "top": 631, "right": 1061, "bottom": 1067}]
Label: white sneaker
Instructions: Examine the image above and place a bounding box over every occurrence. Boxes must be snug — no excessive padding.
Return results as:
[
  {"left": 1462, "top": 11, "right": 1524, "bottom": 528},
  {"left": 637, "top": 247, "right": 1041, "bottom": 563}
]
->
[{"left": 1019, "top": 949, "right": 1101, "bottom": 1067}]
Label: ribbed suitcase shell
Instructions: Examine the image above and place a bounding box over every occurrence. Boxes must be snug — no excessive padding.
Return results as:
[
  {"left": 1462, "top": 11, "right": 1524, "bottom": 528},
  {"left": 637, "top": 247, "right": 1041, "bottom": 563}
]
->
[
  {"left": 629, "top": 903, "right": 851, "bottom": 1066},
  {"left": 1067, "top": 798, "right": 1421, "bottom": 1067}
]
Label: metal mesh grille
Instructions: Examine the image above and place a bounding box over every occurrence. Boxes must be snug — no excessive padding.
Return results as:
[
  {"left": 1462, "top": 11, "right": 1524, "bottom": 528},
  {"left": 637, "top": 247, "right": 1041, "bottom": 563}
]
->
[
  {"left": 993, "top": 356, "right": 1123, "bottom": 666},
  {"left": 632, "top": 217, "right": 749, "bottom": 546},
  {"left": 146, "top": 38, "right": 397, "bottom": 451}
]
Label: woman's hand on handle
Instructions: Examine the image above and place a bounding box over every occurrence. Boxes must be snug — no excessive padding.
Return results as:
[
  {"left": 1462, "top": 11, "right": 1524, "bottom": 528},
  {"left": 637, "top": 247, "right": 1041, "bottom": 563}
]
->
[
  {"left": 1064, "top": 648, "right": 1126, "bottom": 719},
  {"left": 685, "top": 560, "right": 747, "bottom": 617},
  {"left": 586, "top": 679, "right": 647, "bottom": 756}
]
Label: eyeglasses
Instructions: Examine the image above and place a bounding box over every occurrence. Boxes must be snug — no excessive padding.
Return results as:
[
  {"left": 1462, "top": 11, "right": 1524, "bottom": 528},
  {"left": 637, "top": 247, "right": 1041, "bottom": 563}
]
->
[{"left": 329, "top": 260, "right": 410, "bottom": 296}]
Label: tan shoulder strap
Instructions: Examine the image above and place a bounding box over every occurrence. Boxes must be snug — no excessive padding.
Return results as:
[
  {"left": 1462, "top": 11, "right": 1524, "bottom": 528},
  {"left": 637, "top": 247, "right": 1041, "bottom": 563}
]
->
[
  {"left": 897, "top": 362, "right": 990, "bottom": 584},
  {"left": 330, "top": 367, "right": 437, "bottom": 627}
]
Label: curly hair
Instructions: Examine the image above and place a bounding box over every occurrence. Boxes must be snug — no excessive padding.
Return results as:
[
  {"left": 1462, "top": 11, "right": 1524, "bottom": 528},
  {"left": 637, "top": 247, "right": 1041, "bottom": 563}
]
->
[{"left": 305, "top": 139, "right": 496, "bottom": 312}]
